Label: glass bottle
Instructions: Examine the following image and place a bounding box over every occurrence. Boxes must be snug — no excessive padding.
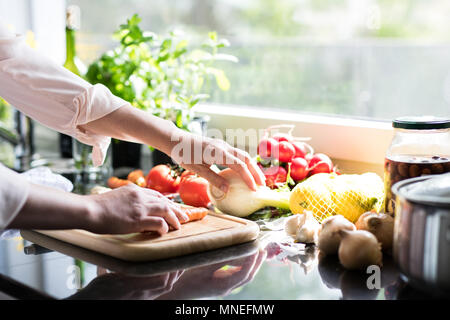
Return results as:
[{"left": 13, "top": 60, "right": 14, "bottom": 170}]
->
[{"left": 60, "top": 5, "right": 86, "bottom": 159}]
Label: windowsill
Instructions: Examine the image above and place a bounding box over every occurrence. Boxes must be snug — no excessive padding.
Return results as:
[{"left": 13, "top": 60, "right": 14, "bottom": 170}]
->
[{"left": 193, "top": 103, "right": 393, "bottom": 174}]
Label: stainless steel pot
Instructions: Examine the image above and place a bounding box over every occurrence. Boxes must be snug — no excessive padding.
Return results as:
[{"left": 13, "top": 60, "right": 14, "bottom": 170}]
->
[{"left": 392, "top": 174, "right": 450, "bottom": 293}]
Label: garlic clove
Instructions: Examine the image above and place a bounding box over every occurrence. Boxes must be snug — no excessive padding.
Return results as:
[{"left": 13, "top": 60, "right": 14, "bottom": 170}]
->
[{"left": 284, "top": 214, "right": 302, "bottom": 236}]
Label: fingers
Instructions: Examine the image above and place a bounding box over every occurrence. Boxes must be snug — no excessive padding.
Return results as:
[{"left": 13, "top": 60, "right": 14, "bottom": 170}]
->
[
  {"left": 140, "top": 216, "right": 169, "bottom": 235},
  {"left": 167, "top": 202, "right": 189, "bottom": 223},
  {"left": 206, "top": 147, "right": 257, "bottom": 191},
  {"left": 226, "top": 159, "right": 257, "bottom": 191},
  {"left": 209, "top": 143, "right": 259, "bottom": 191},
  {"left": 150, "top": 203, "right": 182, "bottom": 230},
  {"left": 231, "top": 148, "right": 266, "bottom": 187},
  {"left": 141, "top": 188, "right": 188, "bottom": 228}
]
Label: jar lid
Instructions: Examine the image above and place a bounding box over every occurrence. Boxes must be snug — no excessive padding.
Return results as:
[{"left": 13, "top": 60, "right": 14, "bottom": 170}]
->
[
  {"left": 393, "top": 116, "right": 450, "bottom": 130},
  {"left": 392, "top": 173, "right": 450, "bottom": 208}
]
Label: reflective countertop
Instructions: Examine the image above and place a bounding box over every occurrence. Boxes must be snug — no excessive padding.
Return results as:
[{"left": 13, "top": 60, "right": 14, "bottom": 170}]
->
[{"left": 0, "top": 229, "right": 444, "bottom": 300}]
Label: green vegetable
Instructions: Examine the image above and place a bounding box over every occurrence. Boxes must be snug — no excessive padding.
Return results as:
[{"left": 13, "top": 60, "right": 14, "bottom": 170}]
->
[
  {"left": 247, "top": 207, "right": 292, "bottom": 221},
  {"left": 208, "top": 169, "right": 291, "bottom": 217},
  {"left": 86, "top": 14, "right": 237, "bottom": 130}
]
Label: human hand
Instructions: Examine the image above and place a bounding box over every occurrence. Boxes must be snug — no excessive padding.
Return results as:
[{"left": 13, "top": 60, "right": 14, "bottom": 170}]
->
[
  {"left": 67, "top": 269, "right": 184, "bottom": 300},
  {"left": 86, "top": 184, "right": 189, "bottom": 235},
  {"left": 169, "top": 131, "right": 265, "bottom": 192},
  {"left": 158, "top": 249, "right": 267, "bottom": 299}
]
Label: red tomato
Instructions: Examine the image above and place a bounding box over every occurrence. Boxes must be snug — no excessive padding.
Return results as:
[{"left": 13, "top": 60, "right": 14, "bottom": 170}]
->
[
  {"left": 180, "top": 170, "right": 195, "bottom": 182},
  {"left": 290, "top": 157, "right": 309, "bottom": 182},
  {"left": 259, "top": 165, "right": 287, "bottom": 188},
  {"left": 308, "top": 153, "right": 333, "bottom": 175},
  {"left": 146, "top": 165, "right": 180, "bottom": 193},
  {"left": 292, "top": 142, "right": 310, "bottom": 158},
  {"left": 178, "top": 176, "right": 211, "bottom": 207},
  {"left": 272, "top": 133, "right": 293, "bottom": 143},
  {"left": 257, "top": 138, "right": 279, "bottom": 159},
  {"left": 277, "top": 141, "right": 295, "bottom": 163}
]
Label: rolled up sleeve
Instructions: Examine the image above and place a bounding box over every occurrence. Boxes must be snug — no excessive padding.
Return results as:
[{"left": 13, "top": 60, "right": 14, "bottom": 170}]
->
[
  {"left": 0, "top": 164, "right": 30, "bottom": 230},
  {"left": 0, "top": 24, "right": 128, "bottom": 166}
]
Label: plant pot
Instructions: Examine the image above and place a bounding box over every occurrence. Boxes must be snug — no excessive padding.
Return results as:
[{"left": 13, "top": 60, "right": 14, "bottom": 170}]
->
[
  {"left": 151, "top": 148, "right": 174, "bottom": 167},
  {"left": 112, "top": 140, "right": 142, "bottom": 170},
  {"left": 151, "top": 115, "right": 210, "bottom": 167}
]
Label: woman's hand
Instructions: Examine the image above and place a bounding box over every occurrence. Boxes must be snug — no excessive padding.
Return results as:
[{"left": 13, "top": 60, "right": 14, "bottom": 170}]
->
[
  {"left": 169, "top": 131, "right": 266, "bottom": 192},
  {"left": 9, "top": 183, "right": 187, "bottom": 235},
  {"left": 87, "top": 184, "right": 189, "bottom": 235},
  {"left": 67, "top": 269, "right": 184, "bottom": 300},
  {"left": 157, "top": 249, "right": 267, "bottom": 299},
  {"left": 80, "top": 105, "right": 265, "bottom": 192}
]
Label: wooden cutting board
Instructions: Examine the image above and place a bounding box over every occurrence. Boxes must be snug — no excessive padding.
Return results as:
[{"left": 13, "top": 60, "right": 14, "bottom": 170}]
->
[{"left": 31, "top": 211, "right": 259, "bottom": 262}]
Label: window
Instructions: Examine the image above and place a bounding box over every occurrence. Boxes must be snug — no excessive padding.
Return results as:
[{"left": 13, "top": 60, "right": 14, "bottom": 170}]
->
[{"left": 69, "top": 0, "right": 450, "bottom": 120}]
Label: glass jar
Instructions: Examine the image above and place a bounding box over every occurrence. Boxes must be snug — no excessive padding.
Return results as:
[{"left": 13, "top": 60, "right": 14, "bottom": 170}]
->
[
  {"left": 72, "top": 138, "right": 112, "bottom": 193},
  {"left": 384, "top": 116, "right": 450, "bottom": 214}
]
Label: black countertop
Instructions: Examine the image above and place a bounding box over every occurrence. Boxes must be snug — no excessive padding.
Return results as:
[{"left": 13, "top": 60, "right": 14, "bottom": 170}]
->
[{"left": 0, "top": 229, "right": 444, "bottom": 300}]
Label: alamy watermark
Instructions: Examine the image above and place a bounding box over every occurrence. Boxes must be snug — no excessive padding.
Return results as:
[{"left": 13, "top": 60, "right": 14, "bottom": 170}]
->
[
  {"left": 366, "top": 265, "right": 381, "bottom": 290},
  {"left": 66, "top": 265, "right": 81, "bottom": 290},
  {"left": 170, "top": 127, "right": 282, "bottom": 165}
]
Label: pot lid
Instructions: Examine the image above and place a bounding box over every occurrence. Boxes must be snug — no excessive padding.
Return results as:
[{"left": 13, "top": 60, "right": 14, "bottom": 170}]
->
[{"left": 392, "top": 173, "right": 450, "bottom": 207}]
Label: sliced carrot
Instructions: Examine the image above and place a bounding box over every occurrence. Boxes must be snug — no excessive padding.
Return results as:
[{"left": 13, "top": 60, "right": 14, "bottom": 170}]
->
[
  {"left": 127, "top": 169, "right": 146, "bottom": 187},
  {"left": 107, "top": 176, "right": 132, "bottom": 189},
  {"left": 178, "top": 206, "right": 209, "bottom": 224}
]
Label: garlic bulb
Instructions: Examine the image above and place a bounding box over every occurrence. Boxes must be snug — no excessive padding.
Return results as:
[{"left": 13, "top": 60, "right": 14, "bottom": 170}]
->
[
  {"left": 285, "top": 211, "right": 321, "bottom": 244},
  {"left": 284, "top": 214, "right": 305, "bottom": 236},
  {"left": 296, "top": 213, "right": 321, "bottom": 244}
]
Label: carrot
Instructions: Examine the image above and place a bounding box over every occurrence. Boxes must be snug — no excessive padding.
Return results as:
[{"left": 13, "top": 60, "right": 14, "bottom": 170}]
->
[
  {"left": 179, "top": 206, "right": 209, "bottom": 224},
  {"left": 127, "top": 169, "right": 146, "bottom": 187},
  {"left": 107, "top": 176, "right": 132, "bottom": 189}
]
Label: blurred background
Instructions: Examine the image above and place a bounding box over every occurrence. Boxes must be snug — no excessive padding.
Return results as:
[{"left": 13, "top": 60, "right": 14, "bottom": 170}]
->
[
  {"left": 2, "top": 0, "right": 450, "bottom": 121},
  {"left": 67, "top": 0, "right": 450, "bottom": 120}
]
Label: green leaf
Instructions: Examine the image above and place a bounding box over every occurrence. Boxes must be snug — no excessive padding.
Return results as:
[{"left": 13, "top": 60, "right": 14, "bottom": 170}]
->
[
  {"left": 85, "top": 15, "right": 237, "bottom": 131},
  {"left": 212, "top": 53, "right": 238, "bottom": 63},
  {"left": 207, "top": 68, "right": 231, "bottom": 91},
  {"left": 161, "top": 38, "right": 172, "bottom": 51},
  {"left": 175, "top": 109, "right": 183, "bottom": 128},
  {"left": 157, "top": 52, "right": 170, "bottom": 62},
  {"left": 208, "top": 31, "right": 217, "bottom": 41},
  {"left": 176, "top": 39, "right": 188, "bottom": 51}
]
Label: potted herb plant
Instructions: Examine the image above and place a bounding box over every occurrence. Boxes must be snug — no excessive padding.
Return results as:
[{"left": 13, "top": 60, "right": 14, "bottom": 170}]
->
[{"left": 86, "top": 14, "right": 237, "bottom": 169}]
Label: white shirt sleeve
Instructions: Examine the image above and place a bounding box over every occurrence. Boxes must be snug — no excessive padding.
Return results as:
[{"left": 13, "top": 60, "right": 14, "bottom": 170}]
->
[{"left": 0, "top": 22, "right": 130, "bottom": 166}]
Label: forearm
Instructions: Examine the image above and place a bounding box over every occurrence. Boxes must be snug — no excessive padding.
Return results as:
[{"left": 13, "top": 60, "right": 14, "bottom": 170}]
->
[
  {"left": 8, "top": 184, "right": 94, "bottom": 230},
  {"left": 79, "top": 105, "right": 182, "bottom": 155}
]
